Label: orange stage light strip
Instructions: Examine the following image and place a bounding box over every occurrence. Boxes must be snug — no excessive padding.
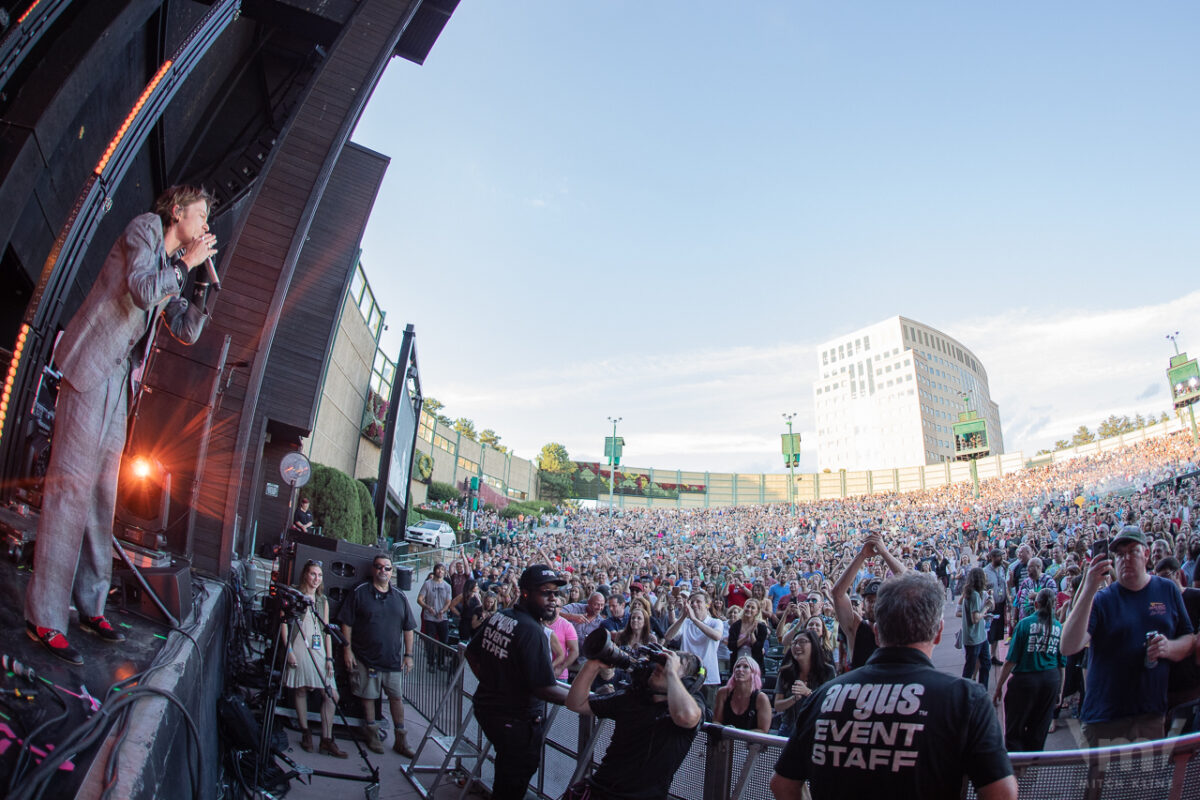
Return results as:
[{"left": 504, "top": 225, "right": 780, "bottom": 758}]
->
[
  {"left": 16, "top": 0, "right": 42, "bottom": 25},
  {"left": 0, "top": 324, "right": 31, "bottom": 442},
  {"left": 93, "top": 59, "right": 173, "bottom": 176}
]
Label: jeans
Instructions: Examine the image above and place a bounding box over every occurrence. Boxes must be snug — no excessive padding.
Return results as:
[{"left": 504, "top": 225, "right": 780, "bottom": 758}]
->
[
  {"left": 422, "top": 619, "right": 449, "bottom": 667},
  {"left": 962, "top": 640, "right": 991, "bottom": 689}
]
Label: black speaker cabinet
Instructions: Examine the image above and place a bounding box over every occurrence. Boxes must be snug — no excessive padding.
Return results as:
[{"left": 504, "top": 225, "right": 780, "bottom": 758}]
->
[
  {"left": 291, "top": 541, "right": 375, "bottom": 621},
  {"left": 115, "top": 563, "right": 193, "bottom": 625}
]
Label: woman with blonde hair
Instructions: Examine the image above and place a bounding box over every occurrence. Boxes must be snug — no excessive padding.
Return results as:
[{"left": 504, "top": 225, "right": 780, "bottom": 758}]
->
[{"left": 727, "top": 598, "right": 769, "bottom": 674}]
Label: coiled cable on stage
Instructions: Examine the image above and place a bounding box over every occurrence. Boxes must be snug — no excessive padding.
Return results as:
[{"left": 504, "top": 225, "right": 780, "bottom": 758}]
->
[
  {"left": 8, "top": 684, "right": 202, "bottom": 800},
  {"left": 3, "top": 677, "right": 69, "bottom": 797},
  {"left": 5, "top": 603, "right": 210, "bottom": 799}
]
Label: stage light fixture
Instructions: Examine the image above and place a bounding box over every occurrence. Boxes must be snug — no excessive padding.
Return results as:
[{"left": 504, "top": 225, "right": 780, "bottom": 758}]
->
[
  {"left": 116, "top": 453, "right": 171, "bottom": 534},
  {"left": 0, "top": 324, "right": 30, "bottom": 443},
  {"left": 131, "top": 455, "right": 153, "bottom": 479},
  {"left": 17, "top": 1, "right": 42, "bottom": 25}
]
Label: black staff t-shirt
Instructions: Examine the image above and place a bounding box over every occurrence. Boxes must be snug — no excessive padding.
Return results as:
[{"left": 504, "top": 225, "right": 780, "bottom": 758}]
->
[
  {"left": 775, "top": 647, "right": 1011, "bottom": 800},
  {"left": 468, "top": 605, "right": 556, "bottom": 717}
]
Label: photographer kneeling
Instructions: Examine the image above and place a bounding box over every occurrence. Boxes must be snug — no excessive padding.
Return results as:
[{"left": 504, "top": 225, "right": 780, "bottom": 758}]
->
[{"left": 565, "top": 631, "right": 705, "bottom": 800}]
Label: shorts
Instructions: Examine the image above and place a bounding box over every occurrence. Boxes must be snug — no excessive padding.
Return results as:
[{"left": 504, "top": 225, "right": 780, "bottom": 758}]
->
[{"left": 349, "top": 659, "right": 403, "bottom": 700}]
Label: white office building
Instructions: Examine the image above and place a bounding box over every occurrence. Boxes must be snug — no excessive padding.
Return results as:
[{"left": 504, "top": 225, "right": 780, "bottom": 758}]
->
[{"left": 813, "top": 316, "right": 1003, "bottom": 471}]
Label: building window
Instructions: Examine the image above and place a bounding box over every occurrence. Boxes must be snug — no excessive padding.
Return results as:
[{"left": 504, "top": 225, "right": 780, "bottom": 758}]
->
[
  {"left": 457, "top": 456, "right": 477, "bottom": 475},
  {"left": 370, "top": 349, "right": 396, "bottom": 397}
]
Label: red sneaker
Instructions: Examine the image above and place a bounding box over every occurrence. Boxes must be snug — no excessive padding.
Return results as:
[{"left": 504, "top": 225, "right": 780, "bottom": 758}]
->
[{"left": 26, "top": 622, "right": 84, "bottom": 665}]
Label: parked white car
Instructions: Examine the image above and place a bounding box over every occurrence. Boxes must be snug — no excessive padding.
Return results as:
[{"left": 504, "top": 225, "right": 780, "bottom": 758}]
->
[{"left": 405, "top": 520, "right": 456, "bottom": 549}]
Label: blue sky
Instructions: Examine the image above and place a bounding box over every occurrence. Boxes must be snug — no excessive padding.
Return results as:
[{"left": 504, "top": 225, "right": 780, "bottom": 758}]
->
[{"left": 349, "top": 2, "right": 1200, "bottom": 475}]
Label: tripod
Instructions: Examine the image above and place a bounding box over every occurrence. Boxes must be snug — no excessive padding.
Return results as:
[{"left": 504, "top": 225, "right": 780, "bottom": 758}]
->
[{"left": 252, "top": 592, "right": 380, "bottom": 798}]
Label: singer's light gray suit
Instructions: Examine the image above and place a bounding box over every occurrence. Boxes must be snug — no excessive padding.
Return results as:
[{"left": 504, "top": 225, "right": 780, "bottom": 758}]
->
[{"left": 26, "top": 213, "right": 208, "bottom": 632}]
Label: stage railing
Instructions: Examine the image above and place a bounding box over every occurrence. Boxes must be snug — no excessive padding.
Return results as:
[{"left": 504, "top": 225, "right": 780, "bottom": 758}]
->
[
  {"left": 402, "top": 633, "right": 462, "bottom": 738},
  {"left": 403, "top": 669, "right": 1200, "bottom": 800}
]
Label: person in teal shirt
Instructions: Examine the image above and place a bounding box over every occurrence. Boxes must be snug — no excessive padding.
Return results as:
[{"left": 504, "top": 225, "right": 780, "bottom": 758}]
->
[
  {"left": 961, "top": 567, "right": 994, "bottom": 687},
  {"left": 993, "top": 588, "right": 1066, "bottom": 751}
]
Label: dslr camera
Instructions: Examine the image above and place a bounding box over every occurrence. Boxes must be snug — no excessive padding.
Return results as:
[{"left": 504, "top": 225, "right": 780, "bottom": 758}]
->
[{"left": 582, "top": 628, "right": 668, "bottom": 691}]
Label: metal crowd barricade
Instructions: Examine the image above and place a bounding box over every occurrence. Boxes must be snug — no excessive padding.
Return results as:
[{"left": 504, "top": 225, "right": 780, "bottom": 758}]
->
[
  {"left": 402, "top": 632, "right": 462, "bottom": 738},
  {"left": 399, "top": 657, "right": 1200, "bottom": 800}
]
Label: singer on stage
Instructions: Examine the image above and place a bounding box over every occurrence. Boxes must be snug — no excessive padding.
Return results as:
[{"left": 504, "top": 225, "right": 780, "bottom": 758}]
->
[{"left": 25, "top": 185, "right": 217, "bottom": 665}]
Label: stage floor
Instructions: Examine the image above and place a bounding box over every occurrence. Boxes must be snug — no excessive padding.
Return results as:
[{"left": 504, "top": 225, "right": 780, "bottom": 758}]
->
[{"left": 0, "top": 560, "right": 225, "bottom": 799}]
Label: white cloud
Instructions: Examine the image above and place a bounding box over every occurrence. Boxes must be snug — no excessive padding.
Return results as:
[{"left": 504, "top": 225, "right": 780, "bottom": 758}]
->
[
  {"left": 949, "top": 290, "right": 1200, "bottom": 451},
  {"left": 432, "top": 291, "right": 1200, "bottom": 474}
]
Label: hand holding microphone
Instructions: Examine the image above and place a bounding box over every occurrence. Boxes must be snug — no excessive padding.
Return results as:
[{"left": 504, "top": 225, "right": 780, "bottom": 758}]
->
[
  {"left": 203, "top": 255, "right": 221, "bottom": 291},
  {"left": 181, "top": 233, "right": 220, "bottom": 290}
]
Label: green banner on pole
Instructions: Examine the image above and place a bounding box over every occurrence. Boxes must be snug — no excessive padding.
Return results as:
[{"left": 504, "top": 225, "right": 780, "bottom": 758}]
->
[{"left": 604, "top": 436, "right": 625, "bottom": 465}]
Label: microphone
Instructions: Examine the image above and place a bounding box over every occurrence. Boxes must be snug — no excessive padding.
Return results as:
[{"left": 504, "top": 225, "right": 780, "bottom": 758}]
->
[
  {"left": 204, "top": 257, "right": 221, "bottom": 291},
  {"left": 2, "top": 654, "right": 36, "bottom": 683}
]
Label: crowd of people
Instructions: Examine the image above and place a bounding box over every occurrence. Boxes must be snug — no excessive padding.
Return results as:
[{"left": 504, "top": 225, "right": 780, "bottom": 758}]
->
[{"left": 301, "top": 428, "right": 1200, "bottom": 798}]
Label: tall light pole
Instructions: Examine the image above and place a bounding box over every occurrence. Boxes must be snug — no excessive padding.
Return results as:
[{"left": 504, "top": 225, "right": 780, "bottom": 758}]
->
[
  {"left": 607, "top": 416, "right": 622, "bottom": 516},
  {"left": 782, "top": 412, "right": 798, "bottom": 516}
]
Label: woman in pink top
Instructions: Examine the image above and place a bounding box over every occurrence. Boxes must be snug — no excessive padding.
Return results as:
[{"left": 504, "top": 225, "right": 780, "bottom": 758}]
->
[{"left": 545, "top": 602, "right": 579, "bottom": 680}]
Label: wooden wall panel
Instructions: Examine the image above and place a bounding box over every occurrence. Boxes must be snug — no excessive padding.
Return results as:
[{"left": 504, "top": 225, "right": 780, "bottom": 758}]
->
[{"left": 193, "top": 0, "right": 421, "bottom": 574}]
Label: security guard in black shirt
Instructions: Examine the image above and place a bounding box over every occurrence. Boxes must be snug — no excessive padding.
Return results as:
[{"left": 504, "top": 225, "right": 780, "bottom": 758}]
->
[
  {"left": 466, "top": 565, "right": 569, "bottom": 800},
  {"left": 772, "top": 572, "right": 1016, "bottom": 800}
]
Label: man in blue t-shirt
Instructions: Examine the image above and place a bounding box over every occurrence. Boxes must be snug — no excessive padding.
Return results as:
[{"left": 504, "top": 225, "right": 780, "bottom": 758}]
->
[
  {"left": 1062, "top": 525, "right": 1195, "bottom": 746},
  {"left": 768, "top": 574, "right": 792, "bottom": 610}
]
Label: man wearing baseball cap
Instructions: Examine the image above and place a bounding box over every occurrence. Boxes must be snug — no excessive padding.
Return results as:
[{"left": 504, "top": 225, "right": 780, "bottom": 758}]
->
[
  {"left": 1062, "top": 525, "right": 1195, "bottom": 746},
  {"left": 466, "top": 565, "right": 568, "bottom": 799}
]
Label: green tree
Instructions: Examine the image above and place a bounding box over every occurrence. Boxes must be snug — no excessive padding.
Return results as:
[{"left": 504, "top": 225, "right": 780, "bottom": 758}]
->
[
  {"left": 1054, "top": 439, "right": 1072, "bottom": 451},
  {"left": 306, "top": 463, "right": 366, "bottom": 544},
  {"left": 453, "top": 417, "right": 477, "bottom": 441},
  {"left": 1161, "top": 412, "right": 1171, "bottom": 424},
  {"left": 538, "top": 442, "right": 573, "bottom": 473},
  {"left": 424, "top": 397, "right": 445, "bottom": 414},
  {"left": 1071, "top": 425, "right": 1096, "bottom": 446},
  {"left": 427, "top": 481, "right": 461, "bottom": 503},
  {"left": 436, "top": 414, "right": 453, "bottom": 427},
  {"left": 480, "top": 429, "right": 502, "bottom": 449},
  {"left": 356, "top": 479, "right": 378, "bottom": 545},
  {"left": 539, "top": 471, "right": 574, "bottom": 501},
  {"left": 537, "top": 442, "right": 575, "bottom": 502},
  {"left": 1097, "top": 415, "right": 1126, "bottom": 439},
  {"left": 1133, "top": 413, "right": 1146, "bottom": 430}
]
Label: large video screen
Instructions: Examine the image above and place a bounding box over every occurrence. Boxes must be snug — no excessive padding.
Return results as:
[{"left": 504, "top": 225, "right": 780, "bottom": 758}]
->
[{"left": 387, "top": 379, "right": 417, "bottom": 504}]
